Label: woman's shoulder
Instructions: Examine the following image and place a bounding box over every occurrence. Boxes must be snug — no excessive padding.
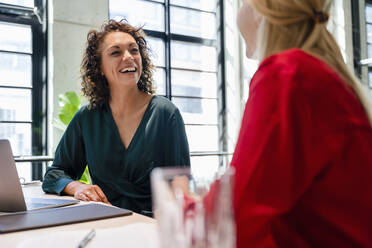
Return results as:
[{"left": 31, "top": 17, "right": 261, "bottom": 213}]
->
[
  {"left": 253, "top": 48, "right": 346, "bottom": 91},
  {"left": 261, "top": 48, "right": 314, "bottom": 63},
  {"left": 75, "top": 104, "right": 97, "bottom": 115},
  {"left": 150, "top": 95, "right": 179, "bottom": 114},
  {"left": 258, "top": 48, "right": 337, "bottom": 77},
  {"left": 72, "top": 104, "right": 106, "bottom": 121}
]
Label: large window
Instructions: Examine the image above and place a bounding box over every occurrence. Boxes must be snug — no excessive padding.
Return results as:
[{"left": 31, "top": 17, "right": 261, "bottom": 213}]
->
[
  {"left": 352, "top": 0, "right": 372, "bottom": 94},
  {"left": 110, "top": 0, "right": 226, "bottom": 180},
  {"left": 0, "top": 0, "right": 47, "bottom": 181}
]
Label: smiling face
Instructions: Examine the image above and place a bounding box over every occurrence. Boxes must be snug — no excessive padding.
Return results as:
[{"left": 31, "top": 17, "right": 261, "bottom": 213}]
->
[{"left": 100, "top": 31, "right": 142, "bottom": 89}]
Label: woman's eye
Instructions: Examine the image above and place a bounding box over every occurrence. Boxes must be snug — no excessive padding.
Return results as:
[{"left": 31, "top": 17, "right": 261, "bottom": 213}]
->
[
  {"left": 110, "top": 51, "right": 120, "bottom": 56},
  {"left": 131, "top": 48, "right": 139, "bottom": 53}
]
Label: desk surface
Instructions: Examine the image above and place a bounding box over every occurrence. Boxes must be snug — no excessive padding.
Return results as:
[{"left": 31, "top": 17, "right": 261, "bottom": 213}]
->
[{"left": 0, "top": 183, "right": 156, "bottom": 247}]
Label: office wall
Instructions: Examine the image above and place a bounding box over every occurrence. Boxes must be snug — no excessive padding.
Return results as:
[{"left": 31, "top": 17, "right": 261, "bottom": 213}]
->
[{"left": 48, "top": 0, "right": 108, "bottom": 152}]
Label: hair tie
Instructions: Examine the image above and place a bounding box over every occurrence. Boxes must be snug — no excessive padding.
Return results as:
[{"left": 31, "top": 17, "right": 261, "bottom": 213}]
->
[{"left": 314, "top": 11, "right": 329, "bottom": 24}]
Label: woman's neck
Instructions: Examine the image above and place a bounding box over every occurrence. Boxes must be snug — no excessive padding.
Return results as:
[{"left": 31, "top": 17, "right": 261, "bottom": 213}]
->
[{"left": 109, "top": 85, "right": 151, "bottom": 117}]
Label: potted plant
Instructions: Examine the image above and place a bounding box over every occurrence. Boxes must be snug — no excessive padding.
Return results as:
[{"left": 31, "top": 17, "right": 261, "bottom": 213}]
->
[{"left": 53, "top": 91, "right": 91, "bottom": 184}]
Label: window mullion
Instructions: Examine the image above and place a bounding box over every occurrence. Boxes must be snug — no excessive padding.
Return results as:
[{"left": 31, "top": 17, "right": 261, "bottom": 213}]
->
[
  {"left": 165, "top": 0, "right": 172, "bottom": 100},
  {"left": 31, "top": 0, "right": 47, "bottom": 180}
]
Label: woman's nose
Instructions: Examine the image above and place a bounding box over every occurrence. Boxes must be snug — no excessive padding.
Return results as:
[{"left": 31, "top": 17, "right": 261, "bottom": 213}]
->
[{"left": 122, "top": 50, "right": 134, "bottom": 61}]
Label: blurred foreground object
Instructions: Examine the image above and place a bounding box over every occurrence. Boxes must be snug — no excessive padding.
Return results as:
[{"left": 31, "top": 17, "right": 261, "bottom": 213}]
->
[{"left": 151, "top": 167, "right": 235, "bottom": 248}]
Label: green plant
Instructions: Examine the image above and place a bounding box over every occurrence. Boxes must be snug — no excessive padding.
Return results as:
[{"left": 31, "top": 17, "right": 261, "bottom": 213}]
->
[{"left": 53, "top": 91, "right": 91, "bottom": 184}]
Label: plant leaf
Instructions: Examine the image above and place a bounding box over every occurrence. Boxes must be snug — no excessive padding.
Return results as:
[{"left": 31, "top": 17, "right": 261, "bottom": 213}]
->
[
  {"left": 57, "top": 91, "right": 81, "bottom": 125},
  {"left": 65, "top": 91, "right": 81, "bottom": 107},
  {"left": 53, "top": 91, "right": 89, "bottom": 183}
]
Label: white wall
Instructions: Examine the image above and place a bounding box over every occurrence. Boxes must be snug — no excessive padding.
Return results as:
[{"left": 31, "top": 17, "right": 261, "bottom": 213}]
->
[{"left": 48, "top": 0, "right": 108, "bottom": 152}]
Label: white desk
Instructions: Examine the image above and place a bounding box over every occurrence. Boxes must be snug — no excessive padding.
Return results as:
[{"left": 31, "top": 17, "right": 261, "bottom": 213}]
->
[{"left": 0, "top": 183, "right": 157, "bottom": 247}]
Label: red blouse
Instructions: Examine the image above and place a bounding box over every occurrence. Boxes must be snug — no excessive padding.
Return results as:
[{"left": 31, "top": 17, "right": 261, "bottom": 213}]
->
[{"left": 231, "top": 49, "right": 372, "bottom": 247}]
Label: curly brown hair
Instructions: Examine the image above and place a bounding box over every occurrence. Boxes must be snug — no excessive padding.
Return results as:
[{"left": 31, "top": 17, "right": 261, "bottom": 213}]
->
[{"left": 81, "top": 20, "right": 154, "bottom": 109}]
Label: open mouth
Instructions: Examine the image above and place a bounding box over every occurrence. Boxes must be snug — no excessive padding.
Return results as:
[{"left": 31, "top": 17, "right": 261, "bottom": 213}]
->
[{"left": 119, "top": 67, "right": 137, "bottom": 74}]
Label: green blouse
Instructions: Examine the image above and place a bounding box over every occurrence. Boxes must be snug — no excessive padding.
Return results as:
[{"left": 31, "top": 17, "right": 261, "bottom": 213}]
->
[{"left": 42, "top": 95, "right": 190, "bottom": 216}]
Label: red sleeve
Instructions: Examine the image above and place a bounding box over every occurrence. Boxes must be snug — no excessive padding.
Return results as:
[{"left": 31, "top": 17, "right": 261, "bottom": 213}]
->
[{"left": 230, "top": 54, "right": 346, "bottom": 247}]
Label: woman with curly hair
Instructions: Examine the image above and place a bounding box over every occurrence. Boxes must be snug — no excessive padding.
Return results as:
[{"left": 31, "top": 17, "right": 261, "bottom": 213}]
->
[{"left": 42, "top": 20, "right": 190, "bottom": 216}]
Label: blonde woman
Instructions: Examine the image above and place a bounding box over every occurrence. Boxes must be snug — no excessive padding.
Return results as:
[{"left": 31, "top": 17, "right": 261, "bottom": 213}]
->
[
  {"left": 230, "top": 0, "right": 372, "bottom": 247},
  {"left": 170, "top": 0, "right": 372, "bottom": 246}
]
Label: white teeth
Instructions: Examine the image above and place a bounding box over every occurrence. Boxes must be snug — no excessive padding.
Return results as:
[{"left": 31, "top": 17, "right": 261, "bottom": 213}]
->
[{"left": 120, "top": 67, "right": 136, "bottom": 73}]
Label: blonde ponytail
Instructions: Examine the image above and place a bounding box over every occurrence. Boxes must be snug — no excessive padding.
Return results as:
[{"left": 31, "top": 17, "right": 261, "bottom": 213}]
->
[{"left": 250, "top": 0, "right": 372, "bottom": 126}]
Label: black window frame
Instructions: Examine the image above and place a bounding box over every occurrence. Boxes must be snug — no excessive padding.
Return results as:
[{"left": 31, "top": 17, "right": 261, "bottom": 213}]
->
[{"left": 0, "top": 0, "right": 48, "bottom": 180}]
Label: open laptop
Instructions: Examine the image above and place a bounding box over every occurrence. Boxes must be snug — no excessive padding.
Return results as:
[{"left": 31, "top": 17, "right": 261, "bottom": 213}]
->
[{"left": 0, "top": 139, "right": 78, "bottom": 212}]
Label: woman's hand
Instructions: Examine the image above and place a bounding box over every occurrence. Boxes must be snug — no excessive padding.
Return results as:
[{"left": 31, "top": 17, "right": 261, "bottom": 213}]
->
[
  {"left": 64, "top": 181, "right": 111, "bottom": 205},
  {"left": 171, "top": 176, "right": 192, "bottom": 196}
]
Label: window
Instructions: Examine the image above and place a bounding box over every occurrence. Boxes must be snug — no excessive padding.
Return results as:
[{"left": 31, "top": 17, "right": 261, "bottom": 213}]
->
[
  {"left": 366, "top": 1, "right": 372, "bottom": 91},
  {"left": 109, "top": 0, "right": 226, "bottom": 181},
  {"left": 0, "top": 0, "right": 47, "bottom": 181},
  {"left": 351, "top": 0, "right": 372, "bottom": 94}
]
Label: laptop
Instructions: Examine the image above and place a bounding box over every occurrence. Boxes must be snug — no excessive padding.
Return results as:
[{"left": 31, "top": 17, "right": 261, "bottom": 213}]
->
[{"left": 0, "top": 139, "right": 78, "bottom": 212}]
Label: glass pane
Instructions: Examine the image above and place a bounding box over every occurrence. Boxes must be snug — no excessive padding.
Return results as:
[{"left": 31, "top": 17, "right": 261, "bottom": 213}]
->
[
  {"left": 170, "top": 6, "right": 216, "bottom": 39},
  {"left": 172, "top": 69, "right": 217, "bottom": 98},
  {"left": 0, "top": 22, "right": 32, "bottom": 53},
  {"left": 366, "top": 4, "right": 372, "bottom": 23},
  {"left": 0, "top": 52, "right": 32, "bottom": 87},
  {"left": 170, "top": 0, "right": 216, "bottom": 12},
  {"left": 147, "top": 37, "right": 165, "bottom": 67},
  {"left": 109, "top": 0, "right": 165, "bottom": 32},
  {"left": 191, "top": 156, "right": 219, "bottom": 183},
  {"left": 369, "top": 71, "right": 372, "bottom": 88},
  {"left": 172, "top": 97, "right": 218, "bottom": 124},
  {"left": 367, "top": 24, "right": 372, "bottom": 43},
  {"left": 0, "top": 0, "right": 33, "bottom": 7},
  {"left": 171, "top": 41, "right": 217, "bottom": 71},
  {"left": 16, "top": 162, "right": 32, "bottom": 182},
  {"left": 0, "top": 88, "right": 32, "bottom": 121},
  {"left": 0, "top": 123, "right": 32, "bottom": 156},
  {"left": 154, "top": 67, "right": 166, "bottom": 95},
  {"left": 185, "top": 125, "right": 218, "bottom": 152},
  {"left": 368, "top": 44, "right": 372, "bottom": 59}
]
